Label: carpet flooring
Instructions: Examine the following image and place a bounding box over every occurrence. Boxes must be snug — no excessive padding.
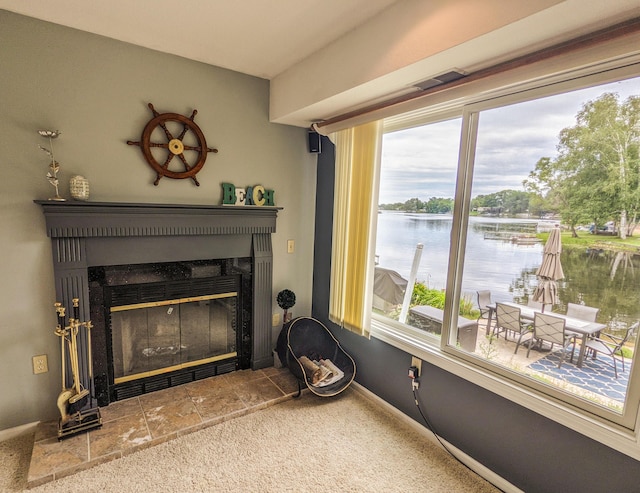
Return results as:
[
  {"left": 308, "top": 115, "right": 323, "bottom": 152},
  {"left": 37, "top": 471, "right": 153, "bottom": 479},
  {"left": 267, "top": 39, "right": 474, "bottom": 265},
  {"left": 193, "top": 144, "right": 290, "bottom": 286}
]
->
[{"left": 0, "top": 388, "right": 500, "bottom": 493}]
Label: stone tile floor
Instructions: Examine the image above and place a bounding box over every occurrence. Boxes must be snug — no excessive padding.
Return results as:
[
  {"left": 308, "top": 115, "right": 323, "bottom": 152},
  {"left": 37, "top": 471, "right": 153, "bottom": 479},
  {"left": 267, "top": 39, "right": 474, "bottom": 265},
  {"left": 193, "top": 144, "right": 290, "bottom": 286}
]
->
[{"left": 27, "top": 367, "right": 300, "bottom": 488}]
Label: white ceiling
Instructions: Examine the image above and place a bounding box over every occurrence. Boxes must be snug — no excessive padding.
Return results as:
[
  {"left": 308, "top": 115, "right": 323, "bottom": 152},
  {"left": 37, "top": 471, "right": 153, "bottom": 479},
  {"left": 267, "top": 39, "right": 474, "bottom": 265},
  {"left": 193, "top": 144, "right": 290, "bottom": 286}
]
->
[
  {"left": 0, "top": 0, "right": 402, "bottom": 80},
  {"left": 1, "top": 1, "right": 640, "bottom": 127}
]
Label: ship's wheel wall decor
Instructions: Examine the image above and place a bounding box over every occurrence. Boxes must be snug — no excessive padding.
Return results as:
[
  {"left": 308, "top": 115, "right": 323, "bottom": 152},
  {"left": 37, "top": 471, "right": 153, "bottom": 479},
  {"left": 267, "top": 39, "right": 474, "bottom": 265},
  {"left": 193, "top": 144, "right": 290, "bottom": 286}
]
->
[{"left": 127, "top": 103, "right": 218, "bottom": 186}]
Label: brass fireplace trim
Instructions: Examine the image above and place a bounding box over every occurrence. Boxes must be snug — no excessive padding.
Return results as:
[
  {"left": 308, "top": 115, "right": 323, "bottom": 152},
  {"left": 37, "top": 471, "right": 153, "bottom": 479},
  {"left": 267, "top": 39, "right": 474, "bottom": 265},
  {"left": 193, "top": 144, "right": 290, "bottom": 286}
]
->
[
  {"left": 114, "top": 351, "right": 237, "bottom": 384},
  {"left": 110, "top": 292, "right": 237, "bottom": 313},
  {"left": 111, "top": 291, "right": 239, "bottom": 385}
]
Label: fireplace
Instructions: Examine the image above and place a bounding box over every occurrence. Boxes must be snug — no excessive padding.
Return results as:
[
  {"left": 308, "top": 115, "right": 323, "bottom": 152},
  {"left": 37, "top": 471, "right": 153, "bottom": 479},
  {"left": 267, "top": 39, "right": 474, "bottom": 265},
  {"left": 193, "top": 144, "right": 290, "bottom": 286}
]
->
[
  {"left": 37, "top": 201, "right": 279, "bottom": 407},
  {"left": 89, "top": 258, "right": 253, "bottom": 403}
]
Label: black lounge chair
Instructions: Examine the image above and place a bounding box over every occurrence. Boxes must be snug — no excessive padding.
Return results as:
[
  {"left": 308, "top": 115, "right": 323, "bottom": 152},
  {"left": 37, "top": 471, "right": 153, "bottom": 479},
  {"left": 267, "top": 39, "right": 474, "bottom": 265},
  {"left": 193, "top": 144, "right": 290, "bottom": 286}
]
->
[{"left": 276, "top": 316, "right": 356, "bottom": 397}]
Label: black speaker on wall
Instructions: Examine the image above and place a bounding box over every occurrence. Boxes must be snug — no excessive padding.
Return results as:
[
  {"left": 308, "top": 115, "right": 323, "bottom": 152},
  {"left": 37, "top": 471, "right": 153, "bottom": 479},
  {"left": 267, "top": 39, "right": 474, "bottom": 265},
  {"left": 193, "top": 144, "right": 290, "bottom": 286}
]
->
[{"left": 308, "top": 130, "right": 321, "bottom": 153}]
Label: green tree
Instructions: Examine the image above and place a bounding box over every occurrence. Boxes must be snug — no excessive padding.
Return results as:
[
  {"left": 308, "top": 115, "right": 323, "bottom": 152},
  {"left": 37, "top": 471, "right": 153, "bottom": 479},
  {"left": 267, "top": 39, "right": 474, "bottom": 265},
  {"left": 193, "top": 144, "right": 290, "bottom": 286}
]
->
[
  {"left": 524, "top": 156, "right": 589, "bottom": 236},
  {"left": 525, "top": 93, "right": 640, "bottom": 238},
  {"left": 424, "top": 197, "right": 454, "bottom": 213},
  {"left": 379, "top": 196, "right": 453, "bottom": 213},
  {"left": 404, "top": 197, "right": 424, "bottom": 212},
  {"left": 472, "top": 189, "right": 531, "bottom": 216},
  {"left": 501, "top": 190, "right": 531, "bottom": 214},
  {"left": 379, "top": 202, "right": 404, "bottom": 211},
  {"left": 526, "top": 192, "right": 550, "bottom": 218},
  {"left": 559, "top": 93, "right": 640, "bottom": 238}
]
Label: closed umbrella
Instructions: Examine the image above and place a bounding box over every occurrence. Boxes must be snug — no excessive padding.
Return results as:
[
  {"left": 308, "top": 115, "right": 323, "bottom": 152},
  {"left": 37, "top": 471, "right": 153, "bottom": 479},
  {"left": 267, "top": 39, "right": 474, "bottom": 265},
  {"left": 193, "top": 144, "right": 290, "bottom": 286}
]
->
[{"left": 532, "top": 225, "right": 564, "bottom": 311}]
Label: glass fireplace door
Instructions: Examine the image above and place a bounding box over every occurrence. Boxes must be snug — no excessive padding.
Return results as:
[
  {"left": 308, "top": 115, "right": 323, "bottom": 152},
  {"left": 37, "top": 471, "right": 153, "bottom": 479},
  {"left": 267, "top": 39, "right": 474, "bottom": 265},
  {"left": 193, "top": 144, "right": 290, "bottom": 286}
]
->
[{"left": 110, "top": 293, "right": 237, "bottom": 384}]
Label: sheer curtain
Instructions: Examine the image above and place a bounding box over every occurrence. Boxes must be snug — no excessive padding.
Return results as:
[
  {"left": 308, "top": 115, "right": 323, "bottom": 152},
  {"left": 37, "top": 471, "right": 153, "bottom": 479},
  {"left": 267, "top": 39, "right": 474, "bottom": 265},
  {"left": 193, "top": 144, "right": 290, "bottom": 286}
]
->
[{"left": 328, "top": 120, "right": 382, "bottom": 337}]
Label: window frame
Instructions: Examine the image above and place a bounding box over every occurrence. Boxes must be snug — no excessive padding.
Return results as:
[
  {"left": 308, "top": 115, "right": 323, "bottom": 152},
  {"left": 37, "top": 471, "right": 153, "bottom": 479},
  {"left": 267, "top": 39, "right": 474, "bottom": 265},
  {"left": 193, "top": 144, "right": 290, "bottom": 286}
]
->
[{"left": 370, "top": 59, "right": 640, "bottom": 459}]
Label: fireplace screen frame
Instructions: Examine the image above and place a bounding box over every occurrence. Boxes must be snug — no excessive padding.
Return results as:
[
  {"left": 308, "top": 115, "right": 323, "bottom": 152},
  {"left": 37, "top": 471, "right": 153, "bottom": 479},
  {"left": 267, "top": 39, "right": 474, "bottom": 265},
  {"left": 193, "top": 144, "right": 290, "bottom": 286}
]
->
[
  {"left": 89, "top": 259, "right": 252, "bottom": 404},
  {"left": 110, "top": 291, "right": 239, "bottom": 385}
]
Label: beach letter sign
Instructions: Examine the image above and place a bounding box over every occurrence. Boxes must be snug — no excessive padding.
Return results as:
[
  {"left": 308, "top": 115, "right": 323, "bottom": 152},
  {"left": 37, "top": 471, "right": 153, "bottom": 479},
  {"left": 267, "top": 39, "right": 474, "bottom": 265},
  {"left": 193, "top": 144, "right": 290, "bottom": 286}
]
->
[{"left": 222, "top": 182, "right": 275, "bottom": 206}]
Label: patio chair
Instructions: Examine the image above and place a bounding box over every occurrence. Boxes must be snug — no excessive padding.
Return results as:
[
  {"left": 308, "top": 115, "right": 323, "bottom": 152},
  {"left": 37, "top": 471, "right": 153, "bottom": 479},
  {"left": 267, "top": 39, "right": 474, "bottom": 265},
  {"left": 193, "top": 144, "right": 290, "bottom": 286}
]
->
[
  {"left": 566, "top": 302, "right": 599, "bottom": 322},
  {"left": 527, "top": 312, "right": 576, "bottom": 368},
  {"left": 477, "top": 290, "right": 493, "bottom": 329},
  {"left": 565, "top": 303, "right": 600, "bottom": 357},
  {"left": 584, "top": 321, "right": 638, "bottom": 378},
  {"left": 494, "top": 303, "right": 532, "bottom": 354}
]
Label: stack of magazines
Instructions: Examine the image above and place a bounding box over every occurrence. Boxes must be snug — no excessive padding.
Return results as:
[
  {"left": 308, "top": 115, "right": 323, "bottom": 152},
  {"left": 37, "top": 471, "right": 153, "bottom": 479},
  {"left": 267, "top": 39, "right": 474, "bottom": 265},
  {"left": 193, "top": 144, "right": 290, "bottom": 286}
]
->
[{"left": 299, "top": 356, "right": 344, "bottom": 387}]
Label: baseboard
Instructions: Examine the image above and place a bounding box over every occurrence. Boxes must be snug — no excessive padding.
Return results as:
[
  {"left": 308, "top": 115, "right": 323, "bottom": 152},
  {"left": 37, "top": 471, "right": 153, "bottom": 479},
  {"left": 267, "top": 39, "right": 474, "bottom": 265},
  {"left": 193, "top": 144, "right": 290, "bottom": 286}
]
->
[
  {"left": 0, "top": 421, "right": 39, "bottom": 442},
  {"left": 351, "top": 382, "right": 522, "bottom": 493}
]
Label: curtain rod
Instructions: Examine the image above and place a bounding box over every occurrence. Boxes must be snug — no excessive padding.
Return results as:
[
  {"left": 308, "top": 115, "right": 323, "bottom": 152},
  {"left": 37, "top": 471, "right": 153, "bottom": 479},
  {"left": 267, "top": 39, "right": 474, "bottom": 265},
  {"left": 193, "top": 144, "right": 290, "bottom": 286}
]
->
[{"left": 314, "top": 16, "right": 640, "bottom": 131}]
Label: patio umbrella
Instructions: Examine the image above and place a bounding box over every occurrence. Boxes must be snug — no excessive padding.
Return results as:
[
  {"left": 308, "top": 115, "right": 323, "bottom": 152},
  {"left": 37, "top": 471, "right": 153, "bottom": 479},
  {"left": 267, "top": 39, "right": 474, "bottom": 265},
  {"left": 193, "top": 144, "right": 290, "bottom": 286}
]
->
[{"left": 532, "top": 225, "right": 564, "bottom": 312}]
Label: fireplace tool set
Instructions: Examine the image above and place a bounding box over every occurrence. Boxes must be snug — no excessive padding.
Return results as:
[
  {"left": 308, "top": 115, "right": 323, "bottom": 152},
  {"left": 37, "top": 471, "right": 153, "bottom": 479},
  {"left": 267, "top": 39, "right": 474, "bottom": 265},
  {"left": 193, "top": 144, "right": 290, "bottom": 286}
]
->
[{"left": 54, "top": 298, "right": 102, "bottom": 439}]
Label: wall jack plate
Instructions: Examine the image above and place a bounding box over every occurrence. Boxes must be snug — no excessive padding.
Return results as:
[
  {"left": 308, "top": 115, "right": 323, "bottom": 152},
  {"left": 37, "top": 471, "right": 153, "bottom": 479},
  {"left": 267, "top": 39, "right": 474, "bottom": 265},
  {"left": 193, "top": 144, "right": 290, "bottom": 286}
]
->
[
  {"left": 33, "top": 354, "right": 48, "bottom": 374},
  {"left": 411, "top": 356, "right": 422, "bottom": 376}
]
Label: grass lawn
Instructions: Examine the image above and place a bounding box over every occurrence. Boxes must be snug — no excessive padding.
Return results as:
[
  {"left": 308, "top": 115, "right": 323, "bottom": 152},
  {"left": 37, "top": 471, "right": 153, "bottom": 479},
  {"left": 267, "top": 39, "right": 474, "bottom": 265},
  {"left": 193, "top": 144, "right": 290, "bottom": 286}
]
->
[{"left": 538, "top": 230, "right": 640, "bottom": 252}]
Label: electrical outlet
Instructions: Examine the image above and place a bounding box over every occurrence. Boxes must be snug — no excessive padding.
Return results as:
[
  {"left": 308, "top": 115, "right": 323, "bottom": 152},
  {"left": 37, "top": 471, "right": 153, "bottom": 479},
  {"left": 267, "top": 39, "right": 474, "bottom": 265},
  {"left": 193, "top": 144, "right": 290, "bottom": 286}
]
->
[
  {"left": 287, "top": 239, "right": 295, "bottom": 254},
  {"left": 411, "top": 356, "right": 422, "bottom": 376},
  {"left": 272, "top": 313, "right": 280, "bottom": 326},
  {"left": 33, "top": 354, "right": 48, "bottom": 374}
]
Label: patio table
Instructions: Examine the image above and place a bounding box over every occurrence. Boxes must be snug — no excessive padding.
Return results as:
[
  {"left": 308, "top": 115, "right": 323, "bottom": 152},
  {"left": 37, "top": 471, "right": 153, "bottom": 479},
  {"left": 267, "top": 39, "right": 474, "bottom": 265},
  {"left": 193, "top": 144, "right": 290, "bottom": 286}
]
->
[{"left": 485, "top": 302, "right": 606, "bottom": 368}]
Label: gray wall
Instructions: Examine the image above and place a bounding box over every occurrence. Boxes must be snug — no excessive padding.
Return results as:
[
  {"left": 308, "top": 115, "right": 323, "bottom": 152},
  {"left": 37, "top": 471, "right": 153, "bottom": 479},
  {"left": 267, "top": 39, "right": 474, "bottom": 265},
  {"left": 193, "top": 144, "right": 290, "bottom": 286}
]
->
[
  {"left": 312, "top": 136, "right": 640, "bottom": 492},
  {"left": 0, "top": 11, "right": 316, "bottom": 430}
]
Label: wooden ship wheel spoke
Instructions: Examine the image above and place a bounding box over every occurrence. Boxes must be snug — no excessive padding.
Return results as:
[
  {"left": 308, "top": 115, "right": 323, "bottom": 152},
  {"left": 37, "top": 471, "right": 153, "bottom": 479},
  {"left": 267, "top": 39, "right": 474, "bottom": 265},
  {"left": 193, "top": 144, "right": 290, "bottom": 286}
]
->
[{"left": 127, "top": 103, "right": 218, "bottom": 186}]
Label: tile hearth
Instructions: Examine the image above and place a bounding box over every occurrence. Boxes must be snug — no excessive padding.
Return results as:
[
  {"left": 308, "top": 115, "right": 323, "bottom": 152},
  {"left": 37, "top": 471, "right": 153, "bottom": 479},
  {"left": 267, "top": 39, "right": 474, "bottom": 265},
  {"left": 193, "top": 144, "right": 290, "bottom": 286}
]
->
[{"left": 27, "top": 367, "right": 299, "bottom": 488}]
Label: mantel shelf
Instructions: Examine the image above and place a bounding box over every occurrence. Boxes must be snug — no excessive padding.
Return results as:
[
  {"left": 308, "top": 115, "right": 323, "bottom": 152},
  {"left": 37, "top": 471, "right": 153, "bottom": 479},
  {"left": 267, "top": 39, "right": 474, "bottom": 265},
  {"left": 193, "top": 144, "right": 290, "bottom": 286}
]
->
[
  {"left": 34, "top": 200, "right": 281, "bottom": 238},
  {"left": 34, "top": 200, "right": 283, "bottom": 212}
]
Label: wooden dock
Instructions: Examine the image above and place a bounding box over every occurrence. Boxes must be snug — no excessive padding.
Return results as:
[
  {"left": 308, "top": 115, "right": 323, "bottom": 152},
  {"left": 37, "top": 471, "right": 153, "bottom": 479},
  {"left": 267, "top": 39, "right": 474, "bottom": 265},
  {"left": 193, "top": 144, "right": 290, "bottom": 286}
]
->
[{"left": 483, "top": 231, "right": 541, "bottom": 244}]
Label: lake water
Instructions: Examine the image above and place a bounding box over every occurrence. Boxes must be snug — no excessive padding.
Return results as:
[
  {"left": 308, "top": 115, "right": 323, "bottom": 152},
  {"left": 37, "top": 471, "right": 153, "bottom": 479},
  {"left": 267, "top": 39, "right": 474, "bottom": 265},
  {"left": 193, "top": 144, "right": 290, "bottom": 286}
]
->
[{"left": 375, "top": 212, "right": 640, "bottom": 331}]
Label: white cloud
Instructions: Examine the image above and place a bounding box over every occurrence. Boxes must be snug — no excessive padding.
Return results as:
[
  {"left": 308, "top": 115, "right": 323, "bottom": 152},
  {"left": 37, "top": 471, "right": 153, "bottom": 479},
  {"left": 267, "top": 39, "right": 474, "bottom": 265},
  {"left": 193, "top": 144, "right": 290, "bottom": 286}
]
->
[{"left": 379, "top": 77, "right": 640, "bottom": 204}]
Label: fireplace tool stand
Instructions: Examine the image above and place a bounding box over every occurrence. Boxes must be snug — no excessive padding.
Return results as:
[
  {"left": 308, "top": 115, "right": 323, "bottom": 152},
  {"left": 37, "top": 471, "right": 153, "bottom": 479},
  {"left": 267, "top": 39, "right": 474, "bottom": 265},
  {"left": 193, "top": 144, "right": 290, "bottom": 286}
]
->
[{"left": 54, "top": 298, "right": 102, "bottom": 440}]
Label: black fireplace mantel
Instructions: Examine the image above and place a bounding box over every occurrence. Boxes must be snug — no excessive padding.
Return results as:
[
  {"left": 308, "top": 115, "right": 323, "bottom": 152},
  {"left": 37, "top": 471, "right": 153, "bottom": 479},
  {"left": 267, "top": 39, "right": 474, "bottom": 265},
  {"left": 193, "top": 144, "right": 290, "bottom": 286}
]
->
[
  {"left": 36, "top": 200, "right": 281, "bottom": 397},
  {"left": 35, "top": 200, "right": 281, "bottom": 238}
]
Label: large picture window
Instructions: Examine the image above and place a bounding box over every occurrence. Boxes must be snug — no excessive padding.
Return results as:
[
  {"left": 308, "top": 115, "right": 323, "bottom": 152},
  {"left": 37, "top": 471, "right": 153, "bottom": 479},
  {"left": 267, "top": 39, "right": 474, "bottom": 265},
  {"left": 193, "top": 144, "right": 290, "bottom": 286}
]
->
[{"left": 372, "top": 69, "right": 640, "bottom": 432}]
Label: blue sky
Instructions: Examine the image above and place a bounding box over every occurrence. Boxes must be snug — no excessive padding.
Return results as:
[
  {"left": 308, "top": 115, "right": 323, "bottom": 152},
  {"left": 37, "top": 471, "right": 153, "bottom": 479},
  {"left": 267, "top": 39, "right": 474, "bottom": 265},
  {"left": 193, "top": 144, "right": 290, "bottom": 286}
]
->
[{"left": 379, "top": 76, "right": 640, "bottom": 204}]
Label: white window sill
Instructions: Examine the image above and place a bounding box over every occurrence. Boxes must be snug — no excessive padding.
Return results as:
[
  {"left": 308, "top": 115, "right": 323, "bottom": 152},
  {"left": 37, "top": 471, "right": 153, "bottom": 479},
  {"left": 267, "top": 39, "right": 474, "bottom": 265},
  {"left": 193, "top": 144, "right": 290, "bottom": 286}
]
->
[{"left": 370, "top": 317, "right": 640, "bottom": 460}]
